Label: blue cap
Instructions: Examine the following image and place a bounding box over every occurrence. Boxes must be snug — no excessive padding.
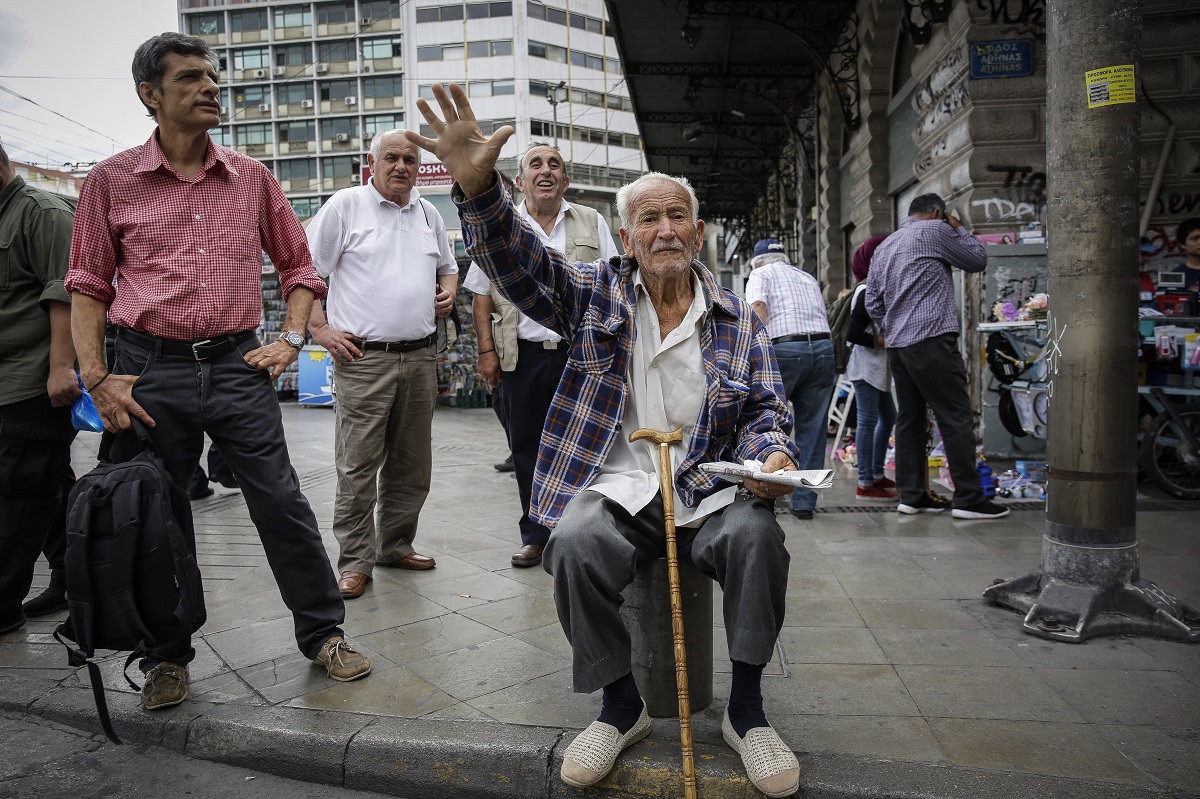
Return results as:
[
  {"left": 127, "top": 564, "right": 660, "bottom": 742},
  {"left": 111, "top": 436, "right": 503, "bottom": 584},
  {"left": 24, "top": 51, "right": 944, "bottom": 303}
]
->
[{"left": 753, "top": 238, "right": 785, "bottom": 258}]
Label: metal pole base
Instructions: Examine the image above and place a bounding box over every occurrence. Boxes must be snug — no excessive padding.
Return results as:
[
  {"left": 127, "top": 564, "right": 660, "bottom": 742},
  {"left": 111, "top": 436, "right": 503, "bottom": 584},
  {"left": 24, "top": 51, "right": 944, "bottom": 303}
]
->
[{"left": 983, "top": 539, "right": 1200, "bottom": 643}]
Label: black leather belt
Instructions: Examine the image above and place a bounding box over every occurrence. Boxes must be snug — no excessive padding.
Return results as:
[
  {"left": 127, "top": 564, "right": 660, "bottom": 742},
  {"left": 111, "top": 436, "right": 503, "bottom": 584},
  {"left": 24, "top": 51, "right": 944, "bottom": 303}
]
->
[
  {"left": 351, "top": 334, "right": 435, "bottom": 353},
  {"left": 117, "top": 327, "right": 256, "bottom": 361},
  {"left": 773, "top": 332, "right": 830, "bottom": 344}
]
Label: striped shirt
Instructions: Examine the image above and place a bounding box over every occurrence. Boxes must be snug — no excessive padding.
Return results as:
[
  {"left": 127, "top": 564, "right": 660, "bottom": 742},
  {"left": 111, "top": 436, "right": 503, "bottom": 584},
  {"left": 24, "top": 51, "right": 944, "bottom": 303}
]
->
[
  {"left": 864, "top": 216, "right": 987, "bottom": 348},
  {"left": 744, "top": 259, "right": 830, "bottom": 338},
  {"left": 66, "top": 132, "right": 325, "bottom": 339},
  {"left": 455, "top": 175, "right": 799, "bottom": 528}
]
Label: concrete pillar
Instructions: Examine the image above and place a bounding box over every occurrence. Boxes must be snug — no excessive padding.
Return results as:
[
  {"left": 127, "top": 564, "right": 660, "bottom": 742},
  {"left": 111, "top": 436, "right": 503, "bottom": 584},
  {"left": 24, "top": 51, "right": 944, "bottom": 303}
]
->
[{"left": 983, "top": 0, "right": 1198, "bottom": 643}]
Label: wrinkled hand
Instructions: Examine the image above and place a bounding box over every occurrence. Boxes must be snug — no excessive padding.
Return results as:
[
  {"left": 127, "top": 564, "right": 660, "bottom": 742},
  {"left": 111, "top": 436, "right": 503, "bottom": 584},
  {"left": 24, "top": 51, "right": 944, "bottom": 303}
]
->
[
  {"left": 48, "top": 366, "right": 82, "bottom": 407},
  {"left": 477, "top": 350, "right": 501, "bottom": 388},
  {"left": 244, "top": 339, "right": 300, "bottom": 379},
  {"left": 91, "top": 373, "right": 154, "bottom": 432},
  {"left": 404, "top": 83, "right": 514, "bottom": 198},
  {"left": 435, "top": 284, "right": 454, "bottom": 317},
  {"left": 744, "top": 450, "right": 799, "bottom": 500},
  {"left": 309, "top": 322, "right": 362, "bottom": 365}
]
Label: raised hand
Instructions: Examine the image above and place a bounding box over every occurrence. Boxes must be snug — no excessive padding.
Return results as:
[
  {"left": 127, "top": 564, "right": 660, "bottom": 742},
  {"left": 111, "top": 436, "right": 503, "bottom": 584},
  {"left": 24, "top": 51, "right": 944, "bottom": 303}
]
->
[{"left": 404, "top": 83, "right": 514, "bottom": 198}]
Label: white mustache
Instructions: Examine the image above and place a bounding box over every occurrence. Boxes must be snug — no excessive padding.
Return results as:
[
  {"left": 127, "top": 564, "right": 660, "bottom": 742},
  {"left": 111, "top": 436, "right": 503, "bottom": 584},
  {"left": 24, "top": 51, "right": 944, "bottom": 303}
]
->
[{"left": 651, "top": 241, "right": 685, "bottom": 253}]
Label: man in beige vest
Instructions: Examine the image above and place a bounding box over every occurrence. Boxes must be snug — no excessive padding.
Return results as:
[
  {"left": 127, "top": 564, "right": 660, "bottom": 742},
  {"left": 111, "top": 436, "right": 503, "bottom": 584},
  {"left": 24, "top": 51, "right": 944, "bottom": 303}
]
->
[{"left": 464, "top": 143, "right": 618, "bottom": 567}]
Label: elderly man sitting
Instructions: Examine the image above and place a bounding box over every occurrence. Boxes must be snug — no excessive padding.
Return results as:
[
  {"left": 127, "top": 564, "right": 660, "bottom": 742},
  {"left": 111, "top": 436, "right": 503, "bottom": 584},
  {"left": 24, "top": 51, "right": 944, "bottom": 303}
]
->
[{"left": 406, "top": 84, "right": 802, "bottom": 798}]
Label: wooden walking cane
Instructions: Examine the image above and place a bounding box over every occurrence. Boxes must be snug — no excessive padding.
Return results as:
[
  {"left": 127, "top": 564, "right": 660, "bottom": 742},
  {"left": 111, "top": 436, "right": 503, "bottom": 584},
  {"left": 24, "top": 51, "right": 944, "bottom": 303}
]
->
[{"left": 628, "top": 426, "right": 698, "bottom": 799}]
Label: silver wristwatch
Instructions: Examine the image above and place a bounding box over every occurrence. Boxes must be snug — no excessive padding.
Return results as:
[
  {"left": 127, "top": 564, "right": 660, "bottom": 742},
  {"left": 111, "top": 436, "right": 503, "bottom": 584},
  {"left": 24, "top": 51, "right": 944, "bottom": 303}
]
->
[{"left": 278, "top": 330, "right": 305, "bottom": 350}]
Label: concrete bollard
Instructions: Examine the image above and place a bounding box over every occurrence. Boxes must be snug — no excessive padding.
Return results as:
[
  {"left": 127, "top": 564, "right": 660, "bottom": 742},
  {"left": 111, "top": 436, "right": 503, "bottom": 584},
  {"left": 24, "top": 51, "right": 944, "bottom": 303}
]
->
[{"left": 619, "top": 557, "right": 714, "bottom": 718}]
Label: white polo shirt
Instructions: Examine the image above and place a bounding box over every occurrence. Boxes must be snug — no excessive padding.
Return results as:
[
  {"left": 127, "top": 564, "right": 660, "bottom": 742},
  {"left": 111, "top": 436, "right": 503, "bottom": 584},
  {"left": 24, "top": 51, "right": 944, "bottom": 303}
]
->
[
  {"left": 462, "top": 199, "right": 618, "bottom": 343},
  {"left": 306, "top": 181, "right": 457, "bottom": 342}
]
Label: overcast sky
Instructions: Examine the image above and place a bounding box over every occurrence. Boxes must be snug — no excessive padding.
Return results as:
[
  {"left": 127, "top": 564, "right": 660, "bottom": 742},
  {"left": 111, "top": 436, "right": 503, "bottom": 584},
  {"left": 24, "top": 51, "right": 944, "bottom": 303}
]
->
[{"left": 0, "top": 0, "right": 179, "bottom": 170}]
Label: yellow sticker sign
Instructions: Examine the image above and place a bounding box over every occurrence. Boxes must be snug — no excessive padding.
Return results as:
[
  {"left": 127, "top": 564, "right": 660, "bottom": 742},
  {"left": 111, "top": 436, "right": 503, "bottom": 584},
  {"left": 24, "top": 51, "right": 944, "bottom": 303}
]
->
[{"left": 1085, "top": 64, "right": 1136, "bottom": 108}]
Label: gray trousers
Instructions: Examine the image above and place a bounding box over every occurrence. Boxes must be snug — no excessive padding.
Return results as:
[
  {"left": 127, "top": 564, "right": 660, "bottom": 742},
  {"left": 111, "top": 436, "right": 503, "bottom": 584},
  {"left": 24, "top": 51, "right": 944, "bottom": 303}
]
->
[
  {"left": 111, "top": 331, "right": 345, "bottom": 666},
  {"left": 544, "top": 490, "right": 790, "bottom": 693}
]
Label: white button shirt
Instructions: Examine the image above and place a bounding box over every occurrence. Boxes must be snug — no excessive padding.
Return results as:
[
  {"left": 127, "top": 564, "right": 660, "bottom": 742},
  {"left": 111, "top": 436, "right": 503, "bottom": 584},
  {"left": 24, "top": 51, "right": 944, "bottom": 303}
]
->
[{"left": 306, "top": 181, "right": 456, "bottom": 341}]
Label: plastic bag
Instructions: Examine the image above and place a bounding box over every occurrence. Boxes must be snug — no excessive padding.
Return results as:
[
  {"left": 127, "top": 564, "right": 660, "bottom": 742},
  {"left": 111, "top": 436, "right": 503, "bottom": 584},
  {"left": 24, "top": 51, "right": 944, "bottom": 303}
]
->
[{"left": 71, "top": 379, "right": 105, "bottom": 432}]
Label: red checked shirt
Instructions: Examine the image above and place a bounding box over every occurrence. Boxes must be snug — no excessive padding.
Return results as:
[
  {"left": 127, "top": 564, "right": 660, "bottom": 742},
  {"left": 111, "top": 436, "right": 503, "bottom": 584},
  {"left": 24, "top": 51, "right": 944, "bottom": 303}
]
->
[{"left": 66, "top": 132, "right": 325, "bottom": 339}]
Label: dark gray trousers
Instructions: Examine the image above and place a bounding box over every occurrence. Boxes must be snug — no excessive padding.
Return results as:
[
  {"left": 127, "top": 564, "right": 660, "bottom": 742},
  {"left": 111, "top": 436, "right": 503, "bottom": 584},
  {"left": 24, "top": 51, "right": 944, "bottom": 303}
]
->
[
  {"left": 887, "top": 333, "right": 984, "bottom": 508},
  {"left": 543, "top": 489, "right": 789, "bottom": 693},
  {"left": 110, "top": 331, "right": 344, "bottom": 667}
]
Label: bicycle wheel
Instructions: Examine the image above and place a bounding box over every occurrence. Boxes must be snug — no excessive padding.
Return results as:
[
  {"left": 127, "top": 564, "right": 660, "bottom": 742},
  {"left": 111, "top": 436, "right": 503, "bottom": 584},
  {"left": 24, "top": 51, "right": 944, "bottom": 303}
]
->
[{"left": 1143, "top": 403, "right": 1200, "bottom": 500}]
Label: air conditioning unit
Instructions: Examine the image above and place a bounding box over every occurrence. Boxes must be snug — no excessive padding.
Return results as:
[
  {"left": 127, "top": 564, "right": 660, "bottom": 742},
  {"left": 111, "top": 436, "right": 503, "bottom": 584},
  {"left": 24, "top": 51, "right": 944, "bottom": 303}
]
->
[
  {"left": 253, "top": 68, "right": 266, "bottom": 78},
  {"left": 257, "top": 103, "right": 271, "bottom": 112},
  {"left": 301, "top": 99, "right": 314, "bottom": 108},
  {"left": 344, "top": 96, "right": 358, "bottom": 106},
  {"left": 273, "top": 66, "right": 286, "bottom": 77},
  {"left": 335, "top": 133, "right": 350, "bottom": 142},
  {"left": 361, "top": 64, "right": 372, "bottom": 73},
  {"left": 362, "top": 130, "right": 374, "bottom": 141},
  {"left": 350, "top": 174, "right": 361, "bottom": 185},
  {"left": 220, "top": 110, "right": 229, "bottom": 120},
  {"left": 361, "top": 17, "right": 372, "bottom": 25},
  {"left": 316, "top": 64, "right": 329, "bottom": 73}
]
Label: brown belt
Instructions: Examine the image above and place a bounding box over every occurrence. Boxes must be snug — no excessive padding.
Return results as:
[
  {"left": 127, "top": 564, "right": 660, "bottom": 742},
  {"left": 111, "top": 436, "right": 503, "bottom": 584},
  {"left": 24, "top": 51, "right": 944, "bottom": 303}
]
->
[{"left": 350, "top": 334, "right": 435, "bottom": 353}]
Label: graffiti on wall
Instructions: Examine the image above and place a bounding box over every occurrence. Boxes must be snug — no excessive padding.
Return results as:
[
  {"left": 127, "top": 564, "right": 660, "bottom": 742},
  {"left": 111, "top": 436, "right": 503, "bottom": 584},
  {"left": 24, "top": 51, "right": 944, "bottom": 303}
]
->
[
  {"left": 974, "top": 0, "right": 1046, "bottom": 40},
  {"left": 972, "top": 197, "right": 1042, "bottom": 223},
  {"left": 970, "top": 163, "right": 1047, "bottom": 224},
  {"left": 915, "top": 46, "right": 968, "bottom": 112},
  {"left": 1152, "top": 191, "right": 1200, "bottom": 217},
  {"left": 918, "top": 82, "right": 972, "bottom": 136}
]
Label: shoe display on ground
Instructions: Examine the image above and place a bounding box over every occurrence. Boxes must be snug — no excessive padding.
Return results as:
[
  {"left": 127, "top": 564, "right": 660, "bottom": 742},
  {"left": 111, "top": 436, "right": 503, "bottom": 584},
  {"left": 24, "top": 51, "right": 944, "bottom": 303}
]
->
[
  {"left": 951, "top": 500, "right": 1011, "bottom": 519},
  {"left": 722, "top": 709, "right": 801, "bottom": 798},
  {"left": 897, "top": 492, "right": 950, "bottom": 514},
  {"left": 22, "top": 588, "right": 67, "bottom": 617},
  {"left": 560, "top": 702, "right": 652, "bottom": 788},
  {"left": 337, "top": 571, "right": 371, "bottom": 598},
  {"left": 511, "top": 544, "right": 544, "bottom": 568},
  {"left": 856, "top": 484, "right": 898, "bottom": 502},
  {"left": 383, "top": 553, "right": 436, "bottom": 570},
  {"left": 187, "top": 485, "right": 214, "bottom": 501},
  {"left": 314, "top": 636, "right": 372, "bottom": 681},
  {"left": 494, "top": 455, "right": 514, "bottom": 472},
  {"left": 872, "top": 476, "right": 896, "bottom": 489},
  {"left": 141, "top": 662, "right": 189, "bottom": 710},
  {"left": 789, "top": 509, "right": 814, "bottom": 520}
]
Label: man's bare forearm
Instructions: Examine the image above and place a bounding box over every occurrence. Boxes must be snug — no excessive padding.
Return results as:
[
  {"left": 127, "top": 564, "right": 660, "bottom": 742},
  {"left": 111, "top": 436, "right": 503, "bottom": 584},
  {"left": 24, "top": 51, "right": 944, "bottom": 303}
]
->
[
  {"left": 283, "top": 286, "right": 315, "bottom": 336},
  {"left": 71, "top": 293, "right": 111, "bottom": 386}
]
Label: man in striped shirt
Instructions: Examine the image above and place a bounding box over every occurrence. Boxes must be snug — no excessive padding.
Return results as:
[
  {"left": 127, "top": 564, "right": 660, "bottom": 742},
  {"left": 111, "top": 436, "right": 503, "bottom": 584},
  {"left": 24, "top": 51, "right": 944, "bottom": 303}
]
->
[
  {"left": 65, "top": 33, "right": 370, "bottom": 712},
  {"left": 865, "top": 193, "right": 1009, "bottom": 519},
  {"left": 745, "top": 238, "right": 836, "bottom": 520},
  {"left": 409, "top": 83, "right": 803, "bottom": 799}
]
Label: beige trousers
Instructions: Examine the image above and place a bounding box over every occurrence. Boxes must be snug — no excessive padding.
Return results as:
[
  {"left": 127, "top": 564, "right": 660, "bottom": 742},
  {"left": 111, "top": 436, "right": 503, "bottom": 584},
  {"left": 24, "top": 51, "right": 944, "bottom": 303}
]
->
[{"left": 332, "top": 346, "right": 436, "bottom": 574}]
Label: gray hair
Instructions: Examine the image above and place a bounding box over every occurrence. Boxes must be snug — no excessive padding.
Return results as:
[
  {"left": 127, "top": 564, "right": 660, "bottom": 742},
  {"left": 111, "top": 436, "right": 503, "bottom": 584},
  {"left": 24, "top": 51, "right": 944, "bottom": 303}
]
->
[
  {"left": 132, "top": 32, "right": 219, "bottom": 120},
  {"left": 750, "top": 252, "right": 790, "bottom": 270},
  {"left": 369, "top": 129, "right": 421, "bottom": 165},
  {"left": 519, "top": 141, "right": 563, "bottom": 172},
  {"left": 615, "top": 172, "right": 699, "bottom": 229}
]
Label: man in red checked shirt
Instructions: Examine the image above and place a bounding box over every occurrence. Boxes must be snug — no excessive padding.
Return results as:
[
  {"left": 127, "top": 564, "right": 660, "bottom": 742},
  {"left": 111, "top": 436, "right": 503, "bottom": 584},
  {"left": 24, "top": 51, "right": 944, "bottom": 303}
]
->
[{"left": 64, "top": 32, "right": 370, "bottom": 712}]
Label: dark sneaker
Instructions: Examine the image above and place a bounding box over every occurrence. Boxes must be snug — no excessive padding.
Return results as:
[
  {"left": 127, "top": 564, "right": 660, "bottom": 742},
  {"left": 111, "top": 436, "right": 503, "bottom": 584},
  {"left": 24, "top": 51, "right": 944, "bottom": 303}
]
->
[
  {"left": 314, "top": 636, "right": 371, "bottom": 682},
  {"left": 494, "top": 455, "right": 515, "bottom": 473},
  {"left": 952, "top": 500, "right": 1011, "bottom": 520},
  {"left": 142, "top": 663, "right": 188, "bottom": 710},
  {"left": 789, "top": 509, "right": 814, "bottom": 520},
  {"left": 856, "top": 484, "right": 898, "bottom": 502},
  {"left": 898, "top": 492, "right": 950, "bottom": 514}
]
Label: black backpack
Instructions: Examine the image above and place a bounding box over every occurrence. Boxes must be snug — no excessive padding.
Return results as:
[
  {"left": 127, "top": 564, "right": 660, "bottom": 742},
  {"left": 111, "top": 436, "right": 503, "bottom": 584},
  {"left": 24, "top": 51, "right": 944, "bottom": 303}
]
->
[
  {"left": 827, "top": 289, "right": 855, "bottom": 374},
  {"left": 54, "top": 421, "right": 206, "bottom": 744}
]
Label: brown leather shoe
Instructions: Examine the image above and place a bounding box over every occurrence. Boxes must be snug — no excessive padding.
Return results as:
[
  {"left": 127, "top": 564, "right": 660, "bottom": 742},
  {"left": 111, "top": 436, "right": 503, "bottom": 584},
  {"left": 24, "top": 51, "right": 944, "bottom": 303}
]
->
[
  {"left": 337, "top": 571, "right": 371, "bottom": 598},
  {"left": 388, "top": 553, "right": 436, "bottom": 570},
  {"left": 511, "top": 544, "right": 544, "bottom": 568}
]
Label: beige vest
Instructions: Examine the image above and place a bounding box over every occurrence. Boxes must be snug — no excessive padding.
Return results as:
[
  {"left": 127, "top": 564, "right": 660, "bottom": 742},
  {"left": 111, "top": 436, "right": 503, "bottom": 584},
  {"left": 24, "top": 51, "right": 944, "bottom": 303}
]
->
[{"left": 490, "top": 202, "right": 604, "bottom": 371}]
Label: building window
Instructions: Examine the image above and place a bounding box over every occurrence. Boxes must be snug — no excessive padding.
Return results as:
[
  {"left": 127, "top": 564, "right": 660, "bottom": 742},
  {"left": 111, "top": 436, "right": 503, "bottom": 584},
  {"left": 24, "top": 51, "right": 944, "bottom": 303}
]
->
[
  {"left": 527, "top": 40, "right": 566, "bottom": 63},
  {"left": 278, "top": 159, "right": 317, "bottom": 181},
  {"left": 362, "top": 36, "right": 402, "bottom": 59},
  {"left": 421, "top": 118, "right": 512, "bottom": 137},
  {"left": 319, "top": 80, "right": 356, "bottom": 101},
  {"left": 468, "top": 2, "right": 513, "bottom": 18},
  {"left": 322, "top": 155, "right": 359, "bottom": 177},
  {"left": 529, "top": 119, "right": 639, "bottom": 149},
  {"left": 361, "top": 0, "right": 400, "bottom": 22},
  {"left": 530, "top": 80, "right": 630, "bottom": 112},
  {"left": 290, "top": 196, "right": 323, "bottom": 219},
  {"left": 528, "top": 1, "right": 605, "bottom": 35},
  {"left": 233, "top": 47, "right": 271, "bottom": 70},
  {"left": 278, "top": 83, "right": 313, "bottom": 105},
  {"left": 467, "top": 79, "right": 514, "bottom": 97},
  {"left": 274, "top": 5, "right": 311, "bottom": 29},
  {"left": 188, "top": 14, "right": 223, "bottom": 35},
  {"left": 364, "top": 114, "right": 404, "bottom": 134},
  {"left": 363, "top": 75, "right": 405, "bottom": 98},
  {"left": 279, "top": 120, "right": 316, "bottom": 142},
  {"left": 233, "top": 85, "right": 271, "bottom": 109},
  {"left": 320, "top": 117, "right": 360, "bottom": 139},
  {"left": 416, "top": 4, "right": 462, "bottom": 22},
  {"left": 230, "top": 9, "right": 268, "bottom": 33},
  {"left": 317, "top": 39, "right": 356, "bottom": 63},
  {"left": 237, "top": 123, "right": 273, "bottom": 146},
  {"left": 467, "top": 40, "right": 512, "bottom": 58},
  {"left": 276, "top": 43, "right": 313, "bottom": 66},
  {"left": 418, "top": 43, "right": 465, "bottom": 61},
  {"left": 211, "top": 127, "right": 232, "bottom": 146},
  {"left": 315, "top": 1, "right": 355, "bottom": 25}
]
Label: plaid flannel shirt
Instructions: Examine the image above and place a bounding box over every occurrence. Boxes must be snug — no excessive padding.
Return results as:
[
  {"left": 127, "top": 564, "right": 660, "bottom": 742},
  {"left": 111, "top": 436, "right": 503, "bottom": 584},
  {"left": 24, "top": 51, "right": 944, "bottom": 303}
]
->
[{"left": 455, "top": 174, "right": 798, "bottom": 528}]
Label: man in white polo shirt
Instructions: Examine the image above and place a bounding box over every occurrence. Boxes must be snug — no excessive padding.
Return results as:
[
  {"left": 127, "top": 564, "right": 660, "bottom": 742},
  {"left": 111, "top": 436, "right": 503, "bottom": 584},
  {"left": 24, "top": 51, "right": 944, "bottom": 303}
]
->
[{"left": 306, "top": 129, "right": 457, "bottom": 598}]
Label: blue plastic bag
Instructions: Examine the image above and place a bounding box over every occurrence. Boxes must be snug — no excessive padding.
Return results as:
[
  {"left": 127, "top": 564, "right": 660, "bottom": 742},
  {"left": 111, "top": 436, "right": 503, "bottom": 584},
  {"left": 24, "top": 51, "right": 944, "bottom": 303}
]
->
[{"left": 70, "top": 378, "right": 105, "bottom": 432}]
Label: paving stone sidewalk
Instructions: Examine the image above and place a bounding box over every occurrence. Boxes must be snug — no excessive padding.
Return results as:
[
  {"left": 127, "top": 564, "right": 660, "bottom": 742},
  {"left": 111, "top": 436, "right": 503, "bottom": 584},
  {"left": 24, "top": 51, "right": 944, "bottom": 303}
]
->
[{"left": 1, "top": 404, "right": 1197, "bottom": 799}]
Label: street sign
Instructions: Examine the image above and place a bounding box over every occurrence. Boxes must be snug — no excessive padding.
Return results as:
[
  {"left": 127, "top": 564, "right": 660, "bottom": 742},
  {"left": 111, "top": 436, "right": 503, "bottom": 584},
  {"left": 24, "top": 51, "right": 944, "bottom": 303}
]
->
[
  {"left": 969, "top": 39, "right": 1035, "bottom": 80},
  {"left": 416, "top": 161, "right": 453, "bottom": 186}
]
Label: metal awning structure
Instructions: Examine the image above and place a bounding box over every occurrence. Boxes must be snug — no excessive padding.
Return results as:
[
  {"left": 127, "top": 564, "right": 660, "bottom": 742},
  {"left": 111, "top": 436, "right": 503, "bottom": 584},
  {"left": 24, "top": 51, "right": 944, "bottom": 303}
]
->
[{"left": 604, "top": 0, "right": 861, "bottom": 250}]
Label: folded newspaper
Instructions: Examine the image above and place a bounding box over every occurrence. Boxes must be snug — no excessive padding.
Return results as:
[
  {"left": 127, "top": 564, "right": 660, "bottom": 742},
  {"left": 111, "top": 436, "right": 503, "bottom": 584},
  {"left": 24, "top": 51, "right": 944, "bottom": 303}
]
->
[{"left": 700, "top": 460, "right": 834, "bottom": 489}]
